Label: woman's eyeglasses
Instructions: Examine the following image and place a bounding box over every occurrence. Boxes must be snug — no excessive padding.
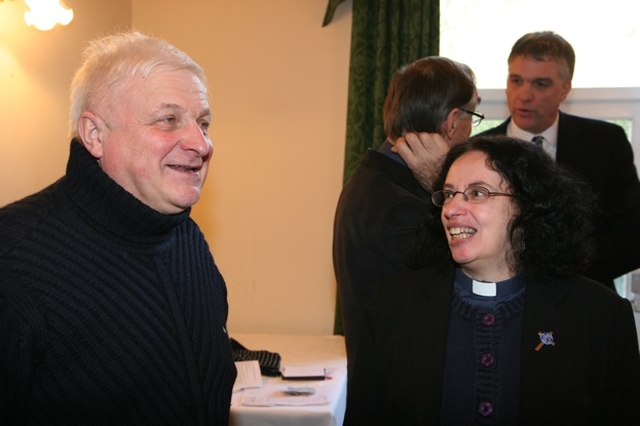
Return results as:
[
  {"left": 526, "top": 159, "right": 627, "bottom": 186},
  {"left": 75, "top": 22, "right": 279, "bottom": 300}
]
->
[{"left": 431, "top": 186, "right": 512, "bottom": 207}]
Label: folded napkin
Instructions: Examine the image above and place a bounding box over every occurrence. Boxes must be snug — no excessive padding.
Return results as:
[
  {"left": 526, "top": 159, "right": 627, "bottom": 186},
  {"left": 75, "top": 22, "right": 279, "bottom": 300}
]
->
[{"left": 230, "top": 338, "right": 282, "bottom": 377}]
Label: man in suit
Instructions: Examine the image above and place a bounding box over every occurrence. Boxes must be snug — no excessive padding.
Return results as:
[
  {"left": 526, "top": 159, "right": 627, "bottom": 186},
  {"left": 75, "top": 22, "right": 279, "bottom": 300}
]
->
[
  {"left": 333, "top": 57, "right": 479, "bottom": 369},
  {"left": 480, "top": 31, "right": 640, "bottom": 289}
]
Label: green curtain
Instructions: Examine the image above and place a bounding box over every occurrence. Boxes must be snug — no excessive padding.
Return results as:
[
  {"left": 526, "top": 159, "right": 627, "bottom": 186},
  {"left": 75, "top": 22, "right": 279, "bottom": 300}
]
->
[
  {"left": 324, "top": 0, "right": 440, "bottom": 335},
  {"left": 324, "top": 0, "right": 440, "bottom": 183}
]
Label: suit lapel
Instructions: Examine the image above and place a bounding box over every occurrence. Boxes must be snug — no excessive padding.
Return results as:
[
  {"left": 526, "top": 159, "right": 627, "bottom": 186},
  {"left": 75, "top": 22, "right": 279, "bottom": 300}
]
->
[
  {"left": 556, "top": 111, "right": 587, "bottom": 170},
  {"left": 484, "top": 118, "right": 510, "bottom": 136}
]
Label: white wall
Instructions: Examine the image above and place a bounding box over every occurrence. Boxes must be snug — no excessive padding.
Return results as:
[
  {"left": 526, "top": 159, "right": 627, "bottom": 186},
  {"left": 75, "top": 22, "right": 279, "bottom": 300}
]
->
[{"left": 0, "top": 0, "right": 352, "bottom": 336}]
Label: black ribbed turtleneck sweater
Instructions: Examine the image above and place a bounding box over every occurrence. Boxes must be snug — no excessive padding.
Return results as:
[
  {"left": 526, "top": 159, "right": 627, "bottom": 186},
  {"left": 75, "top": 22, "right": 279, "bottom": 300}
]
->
[{"left": 0, "top": 139, "right": 237, "bottom": 425}]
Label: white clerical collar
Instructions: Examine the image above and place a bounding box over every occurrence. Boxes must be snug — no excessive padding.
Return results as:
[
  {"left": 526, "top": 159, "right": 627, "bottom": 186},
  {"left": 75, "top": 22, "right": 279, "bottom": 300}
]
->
[{"left": 472, "top": 280, "right": 497, "bottom": 297}]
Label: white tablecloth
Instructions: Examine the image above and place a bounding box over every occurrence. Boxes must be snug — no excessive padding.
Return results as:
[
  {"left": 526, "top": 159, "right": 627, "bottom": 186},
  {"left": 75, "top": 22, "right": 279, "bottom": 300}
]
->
[{"left": 229, "top": 334, "right": 347, "bottom": 426}]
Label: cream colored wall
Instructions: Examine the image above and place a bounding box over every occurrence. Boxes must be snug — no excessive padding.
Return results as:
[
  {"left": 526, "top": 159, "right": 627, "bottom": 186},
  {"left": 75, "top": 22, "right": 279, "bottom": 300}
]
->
[
  {"left": 0, "top": 1, "right": 351, "bottom": 336},
  {"left": 132, "top": 0, "right": 351, "bottom": 335},
  {"left": 0, "top": 0, "right": 132, "bottom": 204}
]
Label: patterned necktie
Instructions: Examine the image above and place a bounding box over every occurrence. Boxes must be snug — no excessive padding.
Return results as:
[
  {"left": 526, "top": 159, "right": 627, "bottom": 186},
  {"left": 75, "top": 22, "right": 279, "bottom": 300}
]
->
[{"left": 531, "top": 135, "right": 544, "bottom": 148}]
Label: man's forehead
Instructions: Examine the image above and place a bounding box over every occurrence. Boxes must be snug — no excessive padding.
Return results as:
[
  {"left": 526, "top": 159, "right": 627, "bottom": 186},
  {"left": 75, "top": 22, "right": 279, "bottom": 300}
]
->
[
  {"left": 509, "top": 55, "right": 567, "bottom": 72},
  {"left": 128, "top": 71, "right": 210, "bottom": 111}
]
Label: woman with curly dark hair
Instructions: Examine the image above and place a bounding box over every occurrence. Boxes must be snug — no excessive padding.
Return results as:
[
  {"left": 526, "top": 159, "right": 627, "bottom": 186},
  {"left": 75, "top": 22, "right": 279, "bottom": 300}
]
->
[{"left": 344, "top": 136, "right": 640, "bottom": 426}]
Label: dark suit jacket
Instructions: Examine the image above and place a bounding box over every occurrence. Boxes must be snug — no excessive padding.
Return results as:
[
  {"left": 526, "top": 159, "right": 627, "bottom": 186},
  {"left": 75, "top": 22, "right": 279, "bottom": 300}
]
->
[
  {"left": 480, "top": 112, "right": 640, "bottom": 284},
  {"left": 333, "top": 149, "right": 430, "bottom": 368},
  {"left": 345, "top": 265, "right": 640, "bottom": 425}
]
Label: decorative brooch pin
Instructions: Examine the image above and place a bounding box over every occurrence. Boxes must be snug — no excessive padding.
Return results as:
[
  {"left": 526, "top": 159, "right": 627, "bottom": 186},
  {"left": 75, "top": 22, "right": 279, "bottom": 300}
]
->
[{"left": 535, "top": 331, "right": 555, "bottom": 351}]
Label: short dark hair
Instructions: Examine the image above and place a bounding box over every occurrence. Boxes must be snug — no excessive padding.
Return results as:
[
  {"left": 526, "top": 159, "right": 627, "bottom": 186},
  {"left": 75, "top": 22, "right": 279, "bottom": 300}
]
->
[
  {"left": 508, "top": 31, "right": 575, "bottom": 81},
  {"left": 383, "top": 57, "right": 476, "bottom": 141},
  {"left": 414, "top": 135, "right": 596, "bottom": 282}
]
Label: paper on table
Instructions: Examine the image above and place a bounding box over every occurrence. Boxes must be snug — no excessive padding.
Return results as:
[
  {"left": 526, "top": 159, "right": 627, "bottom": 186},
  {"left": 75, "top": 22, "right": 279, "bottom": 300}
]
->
[
  {"left": 233, "top": 360, "right": 264, "bottom": 393},
  {"left": 241, "top": 386, "right": 329, "bottom": 407}
]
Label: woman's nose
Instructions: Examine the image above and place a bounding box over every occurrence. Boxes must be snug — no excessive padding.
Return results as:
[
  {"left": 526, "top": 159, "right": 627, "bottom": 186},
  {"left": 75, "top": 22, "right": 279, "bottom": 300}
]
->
[{"left": 442, "top": 192, "right": 466, "bottom": 218}]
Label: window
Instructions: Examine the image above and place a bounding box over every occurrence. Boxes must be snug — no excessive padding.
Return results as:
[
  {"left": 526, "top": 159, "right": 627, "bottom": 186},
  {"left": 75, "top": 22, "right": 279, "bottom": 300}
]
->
[{"left": 440, "top": 0, "right": 640, "bottom": 89}]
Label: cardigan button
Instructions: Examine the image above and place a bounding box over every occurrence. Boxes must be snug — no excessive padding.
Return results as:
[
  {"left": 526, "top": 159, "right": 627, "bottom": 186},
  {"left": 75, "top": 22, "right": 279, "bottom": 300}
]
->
[
  {"left": 481, "top": 353, "right": 494, "bottom": 367},
  {"left": 482, "top": 313, "right": 495, "bottom": 326},
  {"left": 478, "top": 401, "right": 493, "bottom": 416}
]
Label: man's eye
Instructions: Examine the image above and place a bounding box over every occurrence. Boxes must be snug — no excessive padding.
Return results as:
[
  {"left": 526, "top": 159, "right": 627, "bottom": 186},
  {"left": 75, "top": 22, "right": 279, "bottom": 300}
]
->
[{"left": 198, "top": 121, "right": 211, "bottom": 135}]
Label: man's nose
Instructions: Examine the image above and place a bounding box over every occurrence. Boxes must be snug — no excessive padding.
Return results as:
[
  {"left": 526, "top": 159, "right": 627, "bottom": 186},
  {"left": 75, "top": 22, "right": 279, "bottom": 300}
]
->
[
  {"left": 518, "top": 83, "right": 534, "bottom": 101},
  {"left": 182, "top": 121, "right": 212, "bottom": 157}
]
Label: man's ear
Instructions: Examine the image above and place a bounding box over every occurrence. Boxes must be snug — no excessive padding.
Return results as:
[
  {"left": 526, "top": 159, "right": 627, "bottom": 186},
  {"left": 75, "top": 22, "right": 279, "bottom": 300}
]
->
[
  {"left": 559, "top": 79, "right": 572, "bottom": 103},
  {"left": 441, "top": 108, "right": 460, "bottom": 141},
  {"left": 77, "top": 111, "right": 106, "bottom": 159}
]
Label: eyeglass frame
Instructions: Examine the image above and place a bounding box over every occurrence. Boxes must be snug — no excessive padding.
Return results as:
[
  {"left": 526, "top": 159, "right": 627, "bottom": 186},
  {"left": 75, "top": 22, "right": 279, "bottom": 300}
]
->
[
  {"left": 431, "top": 186, "right": 513, "bottom": 207},
  {"left": 458, "top": 108, "right": 485, "bottom": 126}
]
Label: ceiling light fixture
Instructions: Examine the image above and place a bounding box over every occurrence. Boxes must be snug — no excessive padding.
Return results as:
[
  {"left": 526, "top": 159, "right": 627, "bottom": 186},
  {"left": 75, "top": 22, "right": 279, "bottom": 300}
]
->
[{"left": 24, "top": 0, "right": 73, "bottom": 31}]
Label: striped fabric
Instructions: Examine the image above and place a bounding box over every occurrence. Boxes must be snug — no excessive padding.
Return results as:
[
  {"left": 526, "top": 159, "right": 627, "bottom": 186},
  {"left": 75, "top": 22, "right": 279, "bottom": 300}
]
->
[
  {"left": 0, "top": 140, "right": 236, "bottom": 425},
  {"left": 230, "top": 338, "right": 282, "bottom": 377}
]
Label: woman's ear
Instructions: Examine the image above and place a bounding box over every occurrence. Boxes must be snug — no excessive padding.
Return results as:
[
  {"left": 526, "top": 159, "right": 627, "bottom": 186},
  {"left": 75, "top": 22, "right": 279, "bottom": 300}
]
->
[
  {"left": 441, "top": 108, "right": 460, "bottom": 141},
  {"left": 77, "top": 111, "right": 106, "bottom": 159}
]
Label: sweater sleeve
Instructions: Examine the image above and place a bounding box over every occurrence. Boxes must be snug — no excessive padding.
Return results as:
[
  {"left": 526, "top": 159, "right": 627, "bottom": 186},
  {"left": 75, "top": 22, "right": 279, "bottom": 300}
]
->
[
  {"left": 0, "top": 279, "right": 46, "bottom": 424},
  {"left": 604, "top": 297, "right": 640, "bottom": 423}
]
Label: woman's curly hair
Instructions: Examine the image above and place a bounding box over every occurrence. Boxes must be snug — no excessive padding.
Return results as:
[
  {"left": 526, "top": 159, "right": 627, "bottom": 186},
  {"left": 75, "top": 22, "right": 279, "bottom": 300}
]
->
[{"left": 414, "top": 135, "right": 597, "bottom": 282}]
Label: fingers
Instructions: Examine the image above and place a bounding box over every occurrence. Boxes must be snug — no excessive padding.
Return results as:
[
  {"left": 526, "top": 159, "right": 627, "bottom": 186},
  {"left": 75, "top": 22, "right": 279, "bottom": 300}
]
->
[
  {"left": 392, "top": 132, "right": 448, "bottom": 165},
  {"left": 392, "top": 132, "right": 447, "bottom": 156},
  {"left": 390, "top": 132, "right": 449, "bottom": 192}
]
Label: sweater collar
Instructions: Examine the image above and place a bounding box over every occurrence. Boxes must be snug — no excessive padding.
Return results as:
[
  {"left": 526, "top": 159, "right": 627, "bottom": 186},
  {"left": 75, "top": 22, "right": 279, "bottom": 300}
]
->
[{"left": 63, "top": 139, "right": 190, "bottom": 244}]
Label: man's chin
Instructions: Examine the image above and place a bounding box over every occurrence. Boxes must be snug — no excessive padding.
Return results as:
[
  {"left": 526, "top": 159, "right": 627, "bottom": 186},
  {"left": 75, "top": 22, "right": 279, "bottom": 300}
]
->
[
  {"left": 153, "top": 194, "right": 201, "bottom": 215},
  {"left": 513, "top": 115, "right": 538, "bottom": 133}
]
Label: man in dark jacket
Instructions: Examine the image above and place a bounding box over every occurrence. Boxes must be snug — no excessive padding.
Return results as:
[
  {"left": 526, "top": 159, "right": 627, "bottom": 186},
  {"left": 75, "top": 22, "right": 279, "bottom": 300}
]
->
[
  {"left": 480, "top": 31, "right": 640, "bottom": 290},
  {"left": 333, "top": 56, "right": 479, "bottom": 368}
]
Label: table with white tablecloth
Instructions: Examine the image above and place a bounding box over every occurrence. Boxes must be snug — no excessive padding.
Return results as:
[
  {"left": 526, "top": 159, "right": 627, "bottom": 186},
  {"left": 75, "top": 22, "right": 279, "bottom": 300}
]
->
[{"left": 229, "top": 333, "right": 347, "bottom": 426}]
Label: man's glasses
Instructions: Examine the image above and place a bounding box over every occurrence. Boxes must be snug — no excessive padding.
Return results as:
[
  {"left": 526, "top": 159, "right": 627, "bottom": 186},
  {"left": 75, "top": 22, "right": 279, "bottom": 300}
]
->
[
  {"left": 459, "top": 108, "right": 485, "bottom": 126},
  {"left": 431, "top": 186, "right": 513, "bottom": 207}
]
